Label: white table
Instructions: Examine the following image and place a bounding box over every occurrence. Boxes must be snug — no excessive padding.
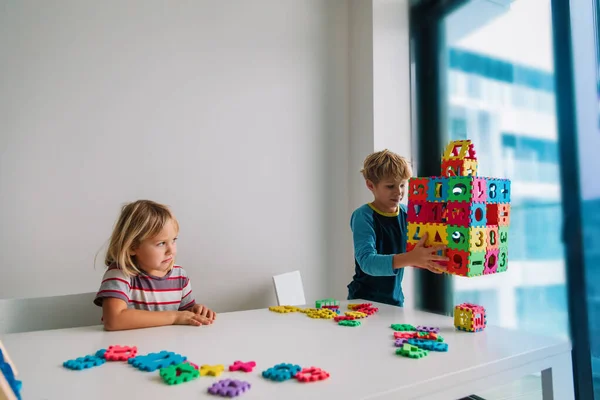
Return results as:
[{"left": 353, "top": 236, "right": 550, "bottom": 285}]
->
[{"left": 1, "top": 301, "right": 574, "bottom": 400}]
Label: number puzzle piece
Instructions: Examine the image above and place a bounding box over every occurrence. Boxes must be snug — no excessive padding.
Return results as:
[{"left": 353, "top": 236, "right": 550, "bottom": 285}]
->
[
  {"left": 469, "top": 227, "right": 487, "bottom": 252},
  {"left": 427, "top": 177, "right": 449, "bottom": 202},
  {"left": 229, "top": 361, "right": 256, "bottom": 373},
  {"left": 498, "top": 179, "right": 511, "bottom": 203},
  {"left": 441, "top": 159, "right": 465, "bottom": 177},
  {"left": 396, "top": 343, "right": 428, "bottom": 359},
  {"left": 63, "top": 354, "right": 106, "bottom": 370},
  {"left": 262, "top": 363, "right": 301, "bottom": 382},
  {"left": 338, "top": 320, "right": 361, "bottom": 327},
  {"left": 295, "top": 367, "right": 330, "bottom": 383},
  {"left": 429, "top": 202, "right": 449, "bottom": 224},
  {"left": 416, "top": 326, "right": 440, "bottom": 333},
  {"left": 200, "top": 364, "right": 225, "bottom": 377},
  {"left": 446, "top": 249, "right": 469, "bottom": 276},
  {"left": 484, "top": 249, "right": 499, "bottom": 275},
  {"left": 208, "top": 379, "right": 251, "bottom": 397},
  {"left": 446, "top": 202, "right": 471, "bottom": 227},
  {"left": 497, "top": 247, "right": 509, "bottom": 272},
  {"left": 447, "top": 225, "right": 470, "bottom": 251},
  {"left": 470, "top": 202, "right": 487, "bottom": 227},
  {"left": 104, "top": 345, "right": 137, "bottom": 361},
  {"left": 486, "top": 179, "right": 500, "bottom": 203},
  {"left": 409, "top": 177, "right": 429, "bottom": 201},
  {"left": 467, "top": 251, "right": 486, "bottom": 277},
  {"left": 407, "top": 339, "right": 449, "bottom": 352},
  {"left": 487, "top": 225, "right": 499, "bottom": 249},
  {"left": 160, "top": 362, "right": 200, "bottom": 385},
  {"left": 472, "top": 177, "right": 487, "bottom": 202},
  {"left": 391, "top": 324, "right": 416, "bottom": 332},
  {"left": 128, "top": 351, "right": 186, "bottom": 372}
]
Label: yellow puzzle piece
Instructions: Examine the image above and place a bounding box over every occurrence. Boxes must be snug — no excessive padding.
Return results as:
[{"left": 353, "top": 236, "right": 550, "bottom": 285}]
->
[{"left": 200, "top": 364, "right": 225, "bottom": 377}]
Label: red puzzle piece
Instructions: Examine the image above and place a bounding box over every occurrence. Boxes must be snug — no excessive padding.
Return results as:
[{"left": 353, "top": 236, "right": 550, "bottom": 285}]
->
[
  {"left": 295, "top": 367, "right": 330, "bottom": 382},
  {"left": 394, "top": 331, "right": 417, "bottom": 339},
  {"left": 229, "top": 360, "right": 256, "bottom": 373},
  {"left": 104, "top": 345, "right": 137, "bottom": 361}
]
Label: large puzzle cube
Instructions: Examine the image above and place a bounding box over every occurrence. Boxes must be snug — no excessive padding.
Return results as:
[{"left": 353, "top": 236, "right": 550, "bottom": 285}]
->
[
  {"left": 406, "top": 140, "right": 511, "bottom": 277},
  {"left": 454, "top": 303, "right": 486, "bottom": 332}
]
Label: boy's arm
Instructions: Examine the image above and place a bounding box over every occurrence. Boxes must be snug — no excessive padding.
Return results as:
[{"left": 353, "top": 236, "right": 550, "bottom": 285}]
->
[
  {"left": 352, "top": 210, "right": 403, "bottom": 276},
  {"left": 178, "top": 270, "right": 196, "bottom": 311}
]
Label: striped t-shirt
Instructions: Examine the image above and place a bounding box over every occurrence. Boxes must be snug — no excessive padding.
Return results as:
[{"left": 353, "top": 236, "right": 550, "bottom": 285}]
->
[{"left": 94, "top": 265, "right": 196, "bottom": 311}]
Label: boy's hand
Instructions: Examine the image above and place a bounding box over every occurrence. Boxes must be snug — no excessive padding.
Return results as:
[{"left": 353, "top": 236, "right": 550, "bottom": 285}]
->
[
  {"left": 174, "top": 311, "right": 212, "bottom": 326},
  {"left": 408, "top": 233, "right": 449, "bottom": 274},
  {"left": 192, "top": 304, "right": 217, "bottom": 321}
]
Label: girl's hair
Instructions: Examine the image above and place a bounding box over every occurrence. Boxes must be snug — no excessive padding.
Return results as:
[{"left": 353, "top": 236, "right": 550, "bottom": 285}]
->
[{"left": 105, "top": 200, "right": 179, "bottom": 277}]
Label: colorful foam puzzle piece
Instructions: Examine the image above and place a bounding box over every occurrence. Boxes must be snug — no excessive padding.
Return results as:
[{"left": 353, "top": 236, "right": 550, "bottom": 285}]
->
[
  {"left": 63, "top": 354, "right": 106, "bottom": 370},
  {"left": 315, "top": 298, "right": 339, "bottom": 308},
  {"left": 396, "top": 343, "right": 429, "bottom": 359},
  {"left": 347, "top": 303, "right": 372, "bottom": 310},
  {"left": 344, "top": 311, "right": 367, "bottom": 319},
  {"left": 394, "top": 338, "right": 409, "bottom": 347},
  {"left": 128, "top": 351, "right": 186, "bottom": 372},
  {"left": 306, "top": 308, "right": 337, "bottom": 319},
  {"left": 160, "top": 363, "right": 200, "bottom": 385},
  {"left": 104, "top": 345, "right": 137, "bottom": 361},
  {"left": 262, "top": 363, "right": 301, "bottom": 382},
  {"left": 0, "top": 347, "right": 22, "bottom": 400},
  {"left": 406, "top": 139, "right": 511, "bottom": 277},
  {"left": 416, "top": 326, "right": 440, "bottom": 333},
  {"left": 94, "top": 349, "right": 106, "bottom": 358},
  {"left": 407, "top": 339, "right": 449, "bottom": 352},
  {"left": 229, "top": 361, "right": 256, "bottom": 373},
  {"left": 338, "top": 320, "right": 361, "bottom": 327},
  {"left": 454, "top": 303, "right": 487, "bottom": 332},
  {"left": 391, "top": 324, "right": 416, "bottom": 331},
  {"left": 200, "top": 364, "right": 225, "bottom": 377},
  {"left": 417, "top": 331, "right": 439, "bottom": 341},
  {"left": 268, "top": 306, "right": 296, "bottom": 313},
  {"left": 394, "top": 331, "right": 417, "bottom": 339},
  {"left": 295, "top": 367, "right": 330, "bottom": 383},
  {"left": 208, "top": 379, "right": 252, "bottom": 397},
  {"left": 334, "top": 315, "right": 356, "bottom": 322}
]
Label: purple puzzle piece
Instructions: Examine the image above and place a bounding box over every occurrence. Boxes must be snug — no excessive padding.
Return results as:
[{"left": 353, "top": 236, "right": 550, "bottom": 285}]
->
[
  {"left": 416, "top": 326, "right": 440, "bottom": 333},
  {"left": 395, "top": 338, "right": 409, "bottom": 347},
  {"left": 208, "top": 379, "right": 251, "bottom": 397}
]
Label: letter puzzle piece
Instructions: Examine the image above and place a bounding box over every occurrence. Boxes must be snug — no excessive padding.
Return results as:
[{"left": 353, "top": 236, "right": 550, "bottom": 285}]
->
[
  {"left": 406, "top": 139, "right": 511, "bottom": 277},
  {"left": 208, "top": 379, "right": 251, "bottom": 397},
  {"left": 396, "top": 343, "right": 428, "bottom": 359},
  {"left": 104, "top": 345, "right": 137, "bottom": 361},
  {"left": 454, "top": 303, "right": 487, "bottom": 332},
  {"left": 295, "top": 367, "right": 330, "bottom": 383},
  {"left": 229, "top": 361, "right": 256, "bottom": 373},
  {"left": 407, "top": 339, "right": 449, "bottom": 352},
  {"left": 0, "top": 341, "right": 22, "bottom": 400},
  {"left": 63, "top": 354, "right": 106, "bottom": 370},
  {"left": 262, "top": 363, "right": 301, "bottom": 382},
  {"left": 200, "top": 364, "right": 225, "bottom": 377},
  {"left": 128, "top": 351, "right": 186, "bottom": 372},
  {"left": 160, "top": 363, "right": 200, "bottom": 385}
]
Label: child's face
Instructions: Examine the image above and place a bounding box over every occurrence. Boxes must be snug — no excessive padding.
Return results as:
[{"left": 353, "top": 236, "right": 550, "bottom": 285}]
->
[
  {"left": 367, "top": 177, "right": 407, "bottom": 211},
  {"left": 131, "top": 219, "right": 178, "bottom": 277}
]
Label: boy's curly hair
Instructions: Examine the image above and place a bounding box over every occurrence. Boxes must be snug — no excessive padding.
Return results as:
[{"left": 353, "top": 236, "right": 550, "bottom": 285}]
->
[{"left": 361, "top": 149, "right": 412, "bottom": 184}]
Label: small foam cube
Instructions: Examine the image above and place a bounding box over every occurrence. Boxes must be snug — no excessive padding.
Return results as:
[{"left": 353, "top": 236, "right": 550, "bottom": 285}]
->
[{"left": 454, "top": 303, "right": 486, "bottom": 332}]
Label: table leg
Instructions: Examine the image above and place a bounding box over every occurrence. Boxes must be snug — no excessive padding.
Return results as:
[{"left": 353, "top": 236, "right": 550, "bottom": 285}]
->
[{"left": 541, "top": 351, "right": 575, "bottom": 400}]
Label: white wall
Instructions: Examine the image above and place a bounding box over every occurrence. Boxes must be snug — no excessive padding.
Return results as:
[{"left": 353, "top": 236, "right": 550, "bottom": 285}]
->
[
  {"left": 0, "top": 0, "right": 414, "bottom": 310},
  {"left": 0, "top": 0, "right": 350, "bottom": 311}
]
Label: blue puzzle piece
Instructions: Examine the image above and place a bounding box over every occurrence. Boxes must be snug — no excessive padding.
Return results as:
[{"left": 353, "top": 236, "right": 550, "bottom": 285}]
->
[
  {"left": 63, "top": 354, "right": 106, "bottom": 370},
  {"left": 407, "top": 339, "right": 448, "bottom": 352},
  {"left": 127, "top": 351, "right": 187, "bottom": 372},
  {"left": 0, "top": 348, "right": 22, "bottom": 400},
  {"left": 262, "top": 363, "right": 301, "bottom": 382},
  {"left": 95, "top": 349, "right": 107, "bottom": 358}
]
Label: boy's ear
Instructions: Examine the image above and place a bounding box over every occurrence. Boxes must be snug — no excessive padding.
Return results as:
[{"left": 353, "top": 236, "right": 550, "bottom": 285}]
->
[{"left": 366, "top": 180, "right": 376, "bottom": 191}]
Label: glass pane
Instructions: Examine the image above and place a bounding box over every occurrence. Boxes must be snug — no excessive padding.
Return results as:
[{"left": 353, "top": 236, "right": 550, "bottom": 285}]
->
[{"left": 442, "top": 0, "right": 569, "bottom": 340}]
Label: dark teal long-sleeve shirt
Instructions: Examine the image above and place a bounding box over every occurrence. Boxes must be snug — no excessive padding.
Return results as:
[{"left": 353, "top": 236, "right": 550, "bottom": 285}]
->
[{"left": 347, "top": 203, "right": 408, "bottom": 307}]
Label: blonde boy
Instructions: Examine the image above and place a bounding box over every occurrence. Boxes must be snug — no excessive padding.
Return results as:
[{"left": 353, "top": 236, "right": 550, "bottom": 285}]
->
[{"left": 347, "top": 150, "right": 448, "bottom": 307}]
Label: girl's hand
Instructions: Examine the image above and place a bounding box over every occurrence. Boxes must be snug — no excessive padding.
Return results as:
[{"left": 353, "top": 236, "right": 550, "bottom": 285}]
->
[
  {"left": 408, "top": 232, "right": 449, "bottom": 274},
  {"left": 174, "top": 311, "right": 212, "bottom": 326},
  {"left": 192, "top": 304, "right": 217, "bottom": 321}
]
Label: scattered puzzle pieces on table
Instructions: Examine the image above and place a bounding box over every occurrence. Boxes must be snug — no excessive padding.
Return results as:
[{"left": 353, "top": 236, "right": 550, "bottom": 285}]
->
[
  {"left": 208, "top": 379, "right": 252, "bottom": 397},
  {"left": 229, "top": 361, "right": 256, "bottom": 373},
  {"left": 295, "top": 367, "right": 330, "bottom": 383},
  {"left": 160, "top": 363, "right": 200, "bottom": 385},
  {"left": 347, "top": 303, "right": 372, "bottom": 310},
  {"left": 345, "top": 311, "right": 367, "bottom": 319},
  {"left": 394, "top": 338, "right": 409, "bottom": 347},
  {"left": 391, "top": 324, "right": 416, "bottom": 331},
  {"left": 262, "top": 363, "right": 301, "bottom": 382},
  {"left": 269, "top": 306, "right": 298, "bottom": 313},
  {"left": 396, "top": 343, "right": 429, "bottom": 359},
  {"left": 408, "top": 339, "right": 449, "bottom": 352},
  {"left": 200, "top": 364, "right": 226, "bottom": 377},
  {"left": 63, "top": 354, "right": 106, "bottom": 370},
  {"left": 128, "top": 351, "right": 186, "bottom": 372},
  {"left": 338, "top": 320, "right": 361, "bottom": 327},
  {"left": 306, "top": 308, "right": 337, "bottom": 319},
  {"left": 334, "top": 315, "right": 356, "bottom": 322},
  {"left": 394, "top": 331, "right": 417, "bottom": 339},
  {"left": 104, "top": 345, "right": 137, "bottom": 361}
]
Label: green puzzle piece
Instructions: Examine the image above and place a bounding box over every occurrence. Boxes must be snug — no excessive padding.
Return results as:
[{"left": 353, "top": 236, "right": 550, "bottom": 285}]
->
[
  {"left": 497, "top": 247, "right": 509, "bottom": 272},
  {"left": 447, "top": 225, "right": 470, "bottom": 251},
  {"left": 339, "top": 320, "right": 361, "bottom": 327},
  {"left": 498, "top": 226, "right": 509, "bottom": 247},
  {"left": 391, "top": 324, "right": 416, "bottom": 331},
  {"left": 447, "top": 177, "right": 473, "bottom": 202},
  {"left": 467, "top": 251, "right": 486, "bottom": 277},
  {"left": 159, "top": 363, "right": 199, "bottom": 385},
  {"left": 396, "top": 343, "right": 428, "bottom": 359}
]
